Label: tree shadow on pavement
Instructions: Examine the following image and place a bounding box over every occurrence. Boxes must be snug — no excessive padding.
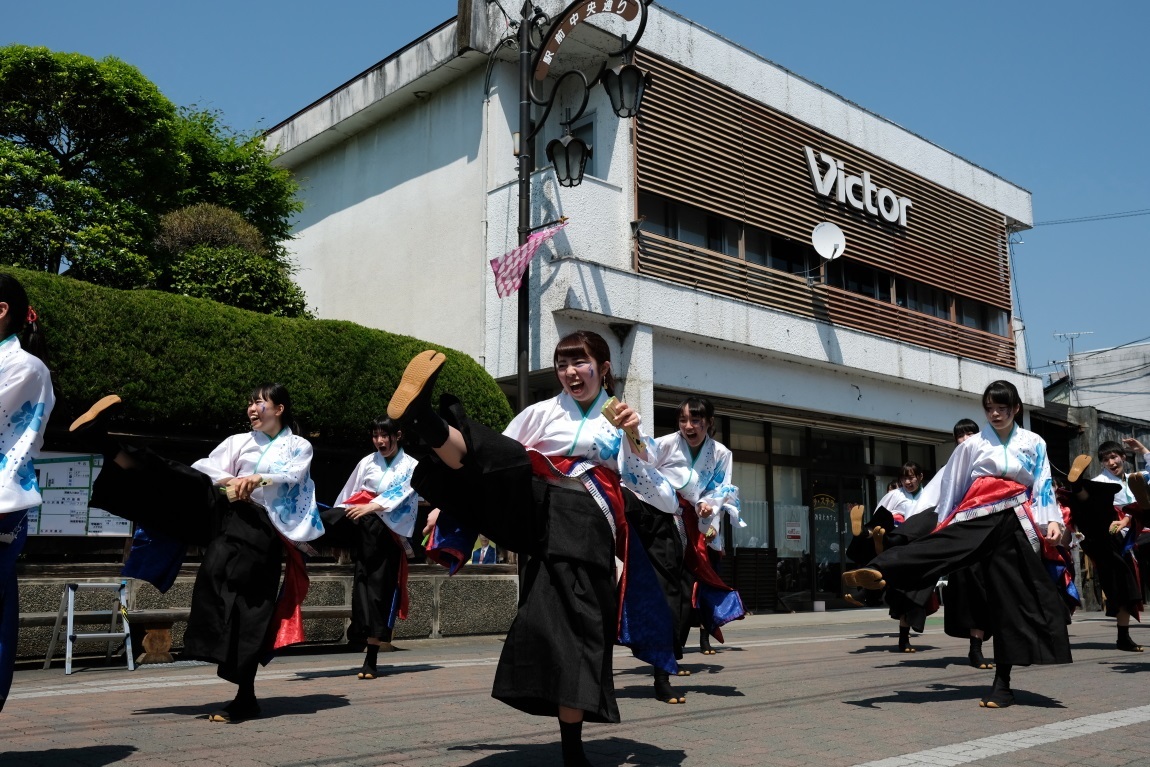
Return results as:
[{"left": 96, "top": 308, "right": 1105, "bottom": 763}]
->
[
  {"left": 872, "top": 656, "right": 975, "bottom": 670},
  {"left": 289, "top": 663, "right": 441, "bottom": 680},
  {"left": 613, "top": 682, "right": 745, "bottom": 700},
  {"left": 132, "top": 692, "right": 349, "bottom": 719},
  {"left": 0, "top": 745, "right": 137, "bottom": 766},
  {"left": 1101, "top": 660, "right": 1150, "bottom": 674},
  {"left": 1073, "top": 641, "right": 1136, "bottom": 652},
  {"left": 844, "top": 682, "right": 1066, "bottom": 709},
  {"left": 452, "top": 737, "right": 687, "bottom": 766},
  {"left": 849, "top": 643, "right": 939, "bottom": 655}
]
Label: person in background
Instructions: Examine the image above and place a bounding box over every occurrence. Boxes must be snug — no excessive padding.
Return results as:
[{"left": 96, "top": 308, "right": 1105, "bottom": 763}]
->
[
  {"left": 473, "top": 534, "right": 497, "bottom": 564},
  {"left": 845, "top": 381, "right": 1076, "bottom": 709},
  {"left": 0, "top": 274, "right": 54, "bottom": 712},
  {"left": 320, "top": 416, "right": 420, "bottom": 680},
  {"left": 73, "top": 383, "right": 322, "bottom": 722}
]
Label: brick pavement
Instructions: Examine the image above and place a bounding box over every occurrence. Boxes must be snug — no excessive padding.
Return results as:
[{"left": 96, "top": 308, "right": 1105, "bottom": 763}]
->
[{"left": 4, "top": 609, "right": 1150, "bottom": 766}]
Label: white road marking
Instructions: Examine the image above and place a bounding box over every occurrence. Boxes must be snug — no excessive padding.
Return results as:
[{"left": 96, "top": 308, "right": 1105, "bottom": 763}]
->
[{"left": 849, "top": 704, "right": 1150, "bottom": 766}]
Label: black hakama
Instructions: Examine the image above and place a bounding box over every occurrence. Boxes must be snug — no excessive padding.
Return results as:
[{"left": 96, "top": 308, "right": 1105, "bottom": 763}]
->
[
  {"left": 869, "top": 510, "right": 1071, "bottom": 666},
  {"left": 411, "top": 397, "right": 623, "bottom": 723},
  {"left": 319, "top": 508, "right": 404, "bottom": 642},
  {"left": 90, "top": 444, "right": 286, "bottom": 683}
]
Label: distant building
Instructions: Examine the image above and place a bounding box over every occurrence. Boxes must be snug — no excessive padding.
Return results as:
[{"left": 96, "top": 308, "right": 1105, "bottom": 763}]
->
[
  {"left": 1045, "top": 342, "right": 1150, "bottom": 421},
  {"left": 266, "top": 0, "right": 1041, "bottom": 607}
]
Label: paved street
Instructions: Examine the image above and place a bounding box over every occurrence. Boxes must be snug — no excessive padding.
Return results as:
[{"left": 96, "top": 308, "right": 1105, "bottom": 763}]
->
[{"left": 5, "top": 608, "right": 1150, "bottom": 766}]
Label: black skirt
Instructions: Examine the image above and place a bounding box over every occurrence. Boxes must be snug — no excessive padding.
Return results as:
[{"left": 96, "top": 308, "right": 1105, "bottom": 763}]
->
[
  {"left": 319, "top": 507, "right": 404, "bottom": 642},
  {"left": 91, "top": 445, "right": 285, "bottom": 684},
  {"left": 626, "top": 501, "right": 691, "bottom": 653},
  {"left": 411, "top": 397, "right": 621, "bottom": 723},
  {"left": 942, "top": 563, "right": 993, "bottom": 638},
  {"left": 870, "top": 510, "right": 1071, "bottom": 666}
]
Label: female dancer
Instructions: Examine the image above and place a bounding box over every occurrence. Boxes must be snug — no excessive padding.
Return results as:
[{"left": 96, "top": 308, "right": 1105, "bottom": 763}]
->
[
  {"left": 391, "top": 331, "right": 672, "bottom": 767},
  {"left": 1061, "top": 440, "right": 1146, "bottom": 652},
  {"left": 73, "top": 383, "right": 322, "bottom": 721},
  {"left": 0, "top": 274, "right": 54, "bottom": 712},
  {"left": 844, "top": 380, "right": 1073, "bottom": 708},
  {"left": 941, "top": 418, "right": 996, "bottom": 669},
  {"left": 321, "top": 416, "right": 419, "bottom": 679},
  {"left": 653, "top": 396, "right": 744, "bottom": 659}
]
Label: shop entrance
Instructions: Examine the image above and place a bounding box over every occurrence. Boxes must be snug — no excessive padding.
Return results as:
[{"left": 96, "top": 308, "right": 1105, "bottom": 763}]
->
[{"left": 810, "top": 472, "right": 868, "bottom": 600}]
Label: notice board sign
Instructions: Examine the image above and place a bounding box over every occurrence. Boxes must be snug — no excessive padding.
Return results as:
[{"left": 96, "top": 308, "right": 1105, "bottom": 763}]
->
[{"left": 28, "top": 452, "right": 132, "bottom": 537}]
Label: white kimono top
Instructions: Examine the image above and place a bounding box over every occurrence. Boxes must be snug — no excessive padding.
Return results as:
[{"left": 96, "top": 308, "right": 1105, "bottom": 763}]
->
[
  {"left": 0, "top": 335, "right": 55, "bottom": 515},
  {"left": 503, "top": 389, "right": 664, "bottom": 491},
  {"left": 653, "top": 433, "right": 745, "bottom": 550},
  {"left": 192, "top": 427, "right": 323, "bottom": 542},
  {"left": 914, "top": 422, "right": 1060, "bottom": 527},
  {"left": 877, "top": 486, "right": 922, "bottom": 524},
  {"left": 335, "top": 448, "right": 420, "bottom": 538},
  {"left": 1094, "top": 467, "right": 1135, "bottom": 507}
]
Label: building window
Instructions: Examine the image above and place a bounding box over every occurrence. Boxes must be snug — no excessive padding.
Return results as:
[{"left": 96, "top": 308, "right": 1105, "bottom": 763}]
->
[
  {"left": 771, "top": 425, "right": 804, "bottom": 456},
  {"left": 638, "top": 191, "right": 669, "bottom": 237},
  {"left": 730, "top": 418, "right": 766, "bottom": 452},
  {"left": 897, "top": 278, "right": 950, "bottom": 321},
  {"left": 745, "top": 226, "right": 771, "bottom": 267}
]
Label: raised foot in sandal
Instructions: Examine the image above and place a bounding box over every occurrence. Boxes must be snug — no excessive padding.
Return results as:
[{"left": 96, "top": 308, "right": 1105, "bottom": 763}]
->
[
  {"left": 1067, "top": 454, "right": 1092, "bottom": 484},
  {"left": 842, "top": 568, "right": 886, "bottom": 591},
  {"left": 387, "top": 351, "right": 446, "bottom": 421},
  {"left": 849, "top": 504, "right": 865, "bottom": 537},
  {"left": 69, "top": 394, "right": 122, "bottom": 433}
]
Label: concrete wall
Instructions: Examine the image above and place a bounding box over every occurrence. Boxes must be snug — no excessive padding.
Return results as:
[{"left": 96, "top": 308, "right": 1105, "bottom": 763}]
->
[
  {"left": 277, "top": 65, "right": 490, "bottom": 359},
  {"left": 20, "top": 568, "right": 518, "bottom": 662}
]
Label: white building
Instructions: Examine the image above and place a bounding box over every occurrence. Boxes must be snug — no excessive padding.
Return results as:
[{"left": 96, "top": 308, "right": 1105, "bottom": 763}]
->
[
  {"left": 1046, "top": 343, "right": 1150, "bottom": 421},
  {"left": 266, "top": 0, "right": 1040, "bottom": 606}
]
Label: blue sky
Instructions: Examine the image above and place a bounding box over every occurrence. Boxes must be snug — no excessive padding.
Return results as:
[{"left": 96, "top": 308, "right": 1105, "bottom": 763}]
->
[{"left": 7, "top": 1, "right": 1147, "bottom": 381}]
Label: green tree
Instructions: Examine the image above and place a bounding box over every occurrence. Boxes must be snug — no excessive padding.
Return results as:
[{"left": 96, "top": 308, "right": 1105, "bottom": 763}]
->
[
  {"left": 175, "top": 109, "right": 302, "bottom": 250},
  {"left": 0, "top": 45, "right": 309, "bottom": 315},
  {"left": 157, "top": 203, "right": 309, "bottom": 317},
  {"left": 0, "top": 45, "right": 182, "bottom": 218},
  {"left": 0, "top": 143, "right": 152, "bottom": 285}
]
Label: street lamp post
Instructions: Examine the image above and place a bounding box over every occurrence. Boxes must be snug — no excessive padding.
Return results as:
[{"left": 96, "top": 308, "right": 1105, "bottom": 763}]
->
[{"left": 501, "top": 0, "right": 653, "bottom": 412}]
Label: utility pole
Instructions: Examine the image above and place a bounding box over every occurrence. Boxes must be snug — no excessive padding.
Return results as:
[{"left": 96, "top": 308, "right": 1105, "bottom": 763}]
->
[{"left": 1054, "top": 331, "right": 1093, "bottom": 407}]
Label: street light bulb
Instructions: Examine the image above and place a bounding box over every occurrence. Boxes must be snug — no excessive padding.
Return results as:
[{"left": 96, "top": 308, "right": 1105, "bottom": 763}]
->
[
  {"left": 602, "top": 64, "right": 651, "bottom": 119},
  {"left": 546, "top": 134, "right": 592, "bottom": 187}
]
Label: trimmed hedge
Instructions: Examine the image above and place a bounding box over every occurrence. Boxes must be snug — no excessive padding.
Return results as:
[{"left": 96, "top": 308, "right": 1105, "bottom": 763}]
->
[{"left": 6, "top": 267, "right": 513, "bottom": 441}]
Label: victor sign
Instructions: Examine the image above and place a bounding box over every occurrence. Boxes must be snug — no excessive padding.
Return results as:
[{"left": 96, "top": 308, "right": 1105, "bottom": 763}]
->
[{"left": 804, "top": 147, "right": 913, "bottom": 228}]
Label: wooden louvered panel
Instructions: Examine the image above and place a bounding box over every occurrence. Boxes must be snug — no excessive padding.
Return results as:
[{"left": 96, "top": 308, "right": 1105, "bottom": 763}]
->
[
  {"left": 635, "top": 51, "right": 1014, "bottom": 311},
  {"left": 637, "top": 233, "right": 1016, "bottom": 369}
]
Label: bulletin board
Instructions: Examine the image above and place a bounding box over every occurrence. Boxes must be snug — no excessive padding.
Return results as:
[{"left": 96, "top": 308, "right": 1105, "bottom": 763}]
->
[{"left": 28, "top": 452, "right": 132, "bottom": 536}]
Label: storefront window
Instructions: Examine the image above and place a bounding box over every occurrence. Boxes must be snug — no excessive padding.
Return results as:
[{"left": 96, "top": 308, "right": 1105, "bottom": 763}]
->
[
  {"left": 732, "top": 462, "right": 767, "bottom": 549},
  {"left": 810, "top": 429, "right": 865, "bottom": 465},
  {"left": 773, "top": 465, "right": 806, "bottom": 561},
  {"left": 771, "top": 425, "right": 803, "bottom": 456},
  {"left": 874, "top": 438, "right": 902, "bottom": 468},
  {"left": 907, "top": 442, "right": 931, "bottom": 467},
  {"left": 729, "top": 419, "right": 765, "bottom": 452}
]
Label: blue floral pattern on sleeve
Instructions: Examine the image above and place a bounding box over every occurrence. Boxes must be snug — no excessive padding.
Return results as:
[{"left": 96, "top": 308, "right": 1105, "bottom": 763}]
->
[
  {"left": 594, "top": 428, "right": 621, "bottom": 462},
  {"left": 1031, "top": 442, "right": 1056, "bottom": 509},
  {"left": 16, "top": 460, "right": 38, "bottom": 491},
  {"left": 10, "top": 401, "right": 45, "bottom": 437}
]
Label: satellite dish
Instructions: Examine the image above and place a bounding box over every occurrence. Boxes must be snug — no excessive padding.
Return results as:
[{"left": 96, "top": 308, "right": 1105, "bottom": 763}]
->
[{"left": 812, "top": 222, "right": 846, "bottom": 260}]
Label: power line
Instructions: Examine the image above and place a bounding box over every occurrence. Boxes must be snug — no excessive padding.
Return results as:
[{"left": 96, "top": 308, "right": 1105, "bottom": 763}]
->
[{"left": 1033, "top": 208, "right": 1150, "bottom": 227}]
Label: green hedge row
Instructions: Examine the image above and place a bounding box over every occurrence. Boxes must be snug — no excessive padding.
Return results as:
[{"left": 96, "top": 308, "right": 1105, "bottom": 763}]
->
[{"left": 6, "top": 267, "right": 513, "bottom": 441}]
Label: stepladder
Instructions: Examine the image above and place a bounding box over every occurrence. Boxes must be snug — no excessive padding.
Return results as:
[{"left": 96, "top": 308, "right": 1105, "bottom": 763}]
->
[{"left": 43, "top": 581, "right": 135, "bottom": 675}]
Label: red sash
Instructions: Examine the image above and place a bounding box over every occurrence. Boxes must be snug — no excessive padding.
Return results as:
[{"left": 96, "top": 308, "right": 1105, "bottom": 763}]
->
[
  {"left": 531, "top": 451, "right": 630, "bottom": 631},
  {"left": 268, "top": 535, "right": 309, "bottom": 650}
]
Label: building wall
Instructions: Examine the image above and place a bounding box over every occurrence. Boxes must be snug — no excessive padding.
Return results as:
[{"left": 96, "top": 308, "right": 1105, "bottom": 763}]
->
[{"left": 1061, "top": 343, "right": 1150, "bottom": 421}]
